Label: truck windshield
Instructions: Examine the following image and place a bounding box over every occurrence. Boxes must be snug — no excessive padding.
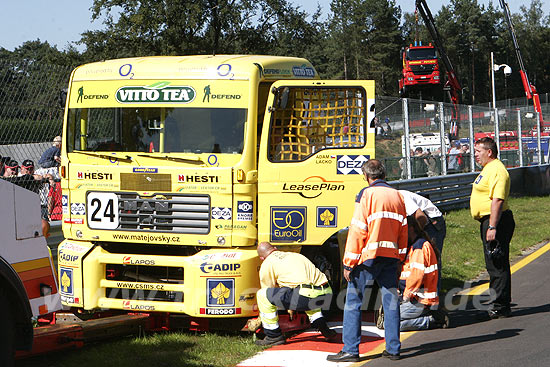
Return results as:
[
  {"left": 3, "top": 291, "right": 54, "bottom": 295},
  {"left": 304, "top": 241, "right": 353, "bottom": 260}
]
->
[
  {"left": 66, "top": 107, "right": 246, "bottom": 154},
  {"left": 407, "top": 48, "right": 437, "bottom": 61}
]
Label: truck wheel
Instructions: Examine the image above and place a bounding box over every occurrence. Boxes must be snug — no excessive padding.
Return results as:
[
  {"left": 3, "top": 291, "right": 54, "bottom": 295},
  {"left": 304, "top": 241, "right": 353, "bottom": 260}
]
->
[
  {"left": 0, "top": 287, "right": 16, "bottom": 367},
  {"left": 310, "top": 251, "right": 341, "bottom": 312}
]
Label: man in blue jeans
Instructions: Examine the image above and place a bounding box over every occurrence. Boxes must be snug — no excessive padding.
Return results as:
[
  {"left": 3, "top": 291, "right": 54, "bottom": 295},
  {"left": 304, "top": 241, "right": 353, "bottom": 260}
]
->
[{"left": 327, "top": 160, "right": 407, "bottom": 362}]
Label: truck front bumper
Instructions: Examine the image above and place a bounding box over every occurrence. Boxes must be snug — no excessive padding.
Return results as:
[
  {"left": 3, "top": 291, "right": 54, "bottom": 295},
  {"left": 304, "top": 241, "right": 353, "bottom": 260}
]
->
[{"left": 58, "top": 240, "right": 261, "bottom": 317}]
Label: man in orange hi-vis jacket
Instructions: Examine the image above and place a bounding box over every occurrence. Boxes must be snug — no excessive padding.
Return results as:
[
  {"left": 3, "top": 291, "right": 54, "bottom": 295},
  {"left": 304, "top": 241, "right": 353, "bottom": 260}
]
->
[
  {"left": 327, "top": 159, "right": 407, "bottom": 363},
  {"left": 399, "top": 215, "right": 448, "bottom": 331}
]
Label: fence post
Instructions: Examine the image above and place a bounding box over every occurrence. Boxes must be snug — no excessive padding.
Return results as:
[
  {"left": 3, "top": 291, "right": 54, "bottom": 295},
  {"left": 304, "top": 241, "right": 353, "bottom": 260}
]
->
[
  {"left": 403, "top": 98, "right": 412, "bottom": 179},
  {"left": 468, "top": 105, "right": 475, "bottom": 172},
  {"left": 494, "top": 108, "right": 500, "bottom": 160},
  {"left": 536, "top": 112, "right": 542, "bottom": 164},
  {"left": 439, "top": 102, "right": 447, "bottom": 176},
  {"left": 517, "top": 109, "right": 523, "bottom": 167}
]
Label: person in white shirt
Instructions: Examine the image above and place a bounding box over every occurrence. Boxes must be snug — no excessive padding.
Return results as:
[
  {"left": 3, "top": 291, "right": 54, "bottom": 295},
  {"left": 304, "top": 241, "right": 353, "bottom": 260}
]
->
[{"left": 398, "top": 190, "right": 446, "bottom": 293}]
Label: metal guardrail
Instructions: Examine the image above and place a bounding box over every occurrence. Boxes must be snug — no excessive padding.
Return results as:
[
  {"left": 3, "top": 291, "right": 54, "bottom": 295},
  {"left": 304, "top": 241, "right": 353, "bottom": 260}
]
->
[
  {"left": 390, "top": 172, "right": 477, "bottom": 212},
  {"left": 390, "top": 164, "right": 550, "bottom": 213}
]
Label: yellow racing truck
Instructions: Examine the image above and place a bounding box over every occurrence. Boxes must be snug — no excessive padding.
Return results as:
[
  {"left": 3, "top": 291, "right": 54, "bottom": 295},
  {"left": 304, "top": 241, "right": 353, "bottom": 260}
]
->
[{"left": 58, "top": 55, "right": 375, "bottom": 324}]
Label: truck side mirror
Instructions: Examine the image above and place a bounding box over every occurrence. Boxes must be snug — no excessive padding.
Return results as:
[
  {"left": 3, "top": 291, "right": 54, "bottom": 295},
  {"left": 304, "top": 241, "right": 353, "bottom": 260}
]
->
[
  {"left": 59, "top": 88, "right": 68, "bottom": 109},
  {"left": 278, "top": 87, "right": 290, "bottom": 109}
]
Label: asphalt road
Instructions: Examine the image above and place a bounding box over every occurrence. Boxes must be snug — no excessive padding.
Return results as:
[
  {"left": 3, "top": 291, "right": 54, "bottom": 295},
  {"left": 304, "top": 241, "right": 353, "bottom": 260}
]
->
[{"left": 365, "top": 247, "right": 550, "bottom": 366}]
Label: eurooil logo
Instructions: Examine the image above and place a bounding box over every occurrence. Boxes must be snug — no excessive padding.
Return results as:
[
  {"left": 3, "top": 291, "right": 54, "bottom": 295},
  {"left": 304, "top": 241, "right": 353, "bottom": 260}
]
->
[
  {"left": 270, "top": 207, "right": 307, "bottom": 243},
  {"left": 116, "top": 81, "right": 196, "bottom": 103}
]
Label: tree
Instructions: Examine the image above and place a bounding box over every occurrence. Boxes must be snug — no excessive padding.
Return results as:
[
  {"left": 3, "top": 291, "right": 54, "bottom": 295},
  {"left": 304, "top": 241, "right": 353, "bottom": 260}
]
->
[
  {"left": 79, "top": 0, "right": 323, "bottom": 62},
  {"left": 362, "top": 0, "right": 402, "bottom": 95},
  {"left": 0, "top": 41, "right": 73, "bottom": 143}
]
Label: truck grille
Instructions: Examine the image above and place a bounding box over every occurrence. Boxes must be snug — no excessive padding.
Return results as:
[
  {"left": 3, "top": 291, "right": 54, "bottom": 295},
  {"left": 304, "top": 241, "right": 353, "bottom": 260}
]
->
[
  {"left": 410, "top": 64, "right": 436, "bottom": 75},
  {"left": 105, "top": 264, "right": 184, "bottom": 302},
  {"left": 117, "top": 192, "right": 210, "bottom": 234}
]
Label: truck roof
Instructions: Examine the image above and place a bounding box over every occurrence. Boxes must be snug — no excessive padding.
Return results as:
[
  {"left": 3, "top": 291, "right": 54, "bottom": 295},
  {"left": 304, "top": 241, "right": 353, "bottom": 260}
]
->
[{"left": 72, "top": 55, "right": 319, "bottom": 82}]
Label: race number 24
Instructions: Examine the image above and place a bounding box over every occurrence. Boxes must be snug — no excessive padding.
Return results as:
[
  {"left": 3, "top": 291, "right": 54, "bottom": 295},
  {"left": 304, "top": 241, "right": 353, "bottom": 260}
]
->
[{"left": 87, "top": 192, "right": 119, "bottom": 229}]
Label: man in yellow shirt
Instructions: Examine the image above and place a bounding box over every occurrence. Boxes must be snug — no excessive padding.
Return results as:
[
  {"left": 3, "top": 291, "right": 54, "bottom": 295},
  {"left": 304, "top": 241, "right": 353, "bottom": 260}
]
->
[
  {"left": 255, "top": 242, "right": 336, "bottom": 346},
  {"left": 470, "top": 137, "right": 515, "bottom": 318}
]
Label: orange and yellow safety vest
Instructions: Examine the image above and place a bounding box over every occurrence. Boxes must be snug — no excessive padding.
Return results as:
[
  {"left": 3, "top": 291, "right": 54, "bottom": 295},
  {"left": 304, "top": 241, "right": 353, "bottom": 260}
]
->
[
  {"left": 399, "top": 237, "right": 439, "bottom": 306},
  {"left": 343, "top": 180, "right": 408, "bottom": 270}
]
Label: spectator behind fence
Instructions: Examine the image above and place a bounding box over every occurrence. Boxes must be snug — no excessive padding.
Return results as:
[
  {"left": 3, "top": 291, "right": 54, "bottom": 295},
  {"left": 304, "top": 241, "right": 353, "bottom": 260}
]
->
[
  {"left": 3, "top": 160, "right": 19, "bottom": 177},
  {"left": 425, "top": 149, "right": 438, "bottom": 177},
  {"left": 459, "top": 144, "right": 470, "bottom": 172},
  {"left": 20, "top": 159, "right": 55, "bottom": 184},
  {"left": 35, "top": 165, "right": 61, "bottom": 221},
  {"left": 448, "top": 141, "right": 460, "bottom": 172},
  {"left": 39, "top": 136, "right": 62, "bottom": 168},
  {"left": 413, "top": 147, "right": 427, "bottom": 178},
  {"left": 2, "top": 159, "right": 55, "bottom": 211}
]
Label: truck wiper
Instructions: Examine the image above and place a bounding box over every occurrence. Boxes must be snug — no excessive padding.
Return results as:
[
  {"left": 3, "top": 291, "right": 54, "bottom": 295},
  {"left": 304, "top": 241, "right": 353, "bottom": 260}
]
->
[
  {"left": 75, "top": 151, "right": 133, "bottom": 162},
  {"left": 136, "top": 154, "right": 206, "bottom": 165}
]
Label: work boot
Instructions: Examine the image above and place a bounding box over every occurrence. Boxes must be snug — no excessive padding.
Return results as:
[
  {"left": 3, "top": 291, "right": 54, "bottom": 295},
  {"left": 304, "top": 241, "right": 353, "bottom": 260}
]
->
[
  {"left": 255, "top": 334, "right": 286, "bottom": 346},
  {"left": 327, "top": 351, "right": 360, "bottom": 362},
  {"left": 312, "top": 318, "right": 337, "bottom": 340},
  {"left": 382, "top": 350, "right": 401, "bottom": 360},
  {"left": 488, "top": 306, "right": 511, "bottom": 319},
  {"left": 430, "top": 308, "right": 450, "bottom": 328}
]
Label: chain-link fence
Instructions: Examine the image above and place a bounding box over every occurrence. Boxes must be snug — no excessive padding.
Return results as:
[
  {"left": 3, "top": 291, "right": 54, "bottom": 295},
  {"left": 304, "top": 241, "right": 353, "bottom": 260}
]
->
[
  {"left": 1, "top": 60, "right": 549, "bottom": 211},
  {"left": 0, "top": 61, "right": 72, "bottom": 220},
  {"left": 375, "top": 96, "right": 550, "bottom": 181}
]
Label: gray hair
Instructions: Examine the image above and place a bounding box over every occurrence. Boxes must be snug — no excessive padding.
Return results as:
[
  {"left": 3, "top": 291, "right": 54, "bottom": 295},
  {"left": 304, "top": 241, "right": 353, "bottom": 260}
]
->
[{"left": 361, "top": 159, "right": 386, "bottom": 180}]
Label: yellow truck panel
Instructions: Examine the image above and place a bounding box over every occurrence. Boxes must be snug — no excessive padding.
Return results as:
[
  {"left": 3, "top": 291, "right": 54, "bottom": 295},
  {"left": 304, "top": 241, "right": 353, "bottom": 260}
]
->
[{"left": 59, "top": 55, "right": 375, "bottom": 318}]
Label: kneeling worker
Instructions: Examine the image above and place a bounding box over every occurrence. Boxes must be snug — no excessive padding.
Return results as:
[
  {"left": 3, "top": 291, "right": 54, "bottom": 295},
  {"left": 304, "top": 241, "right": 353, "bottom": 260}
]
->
[
  {"left": 399, "top": 216, "right": 448, "bottom": 330},
  {"left": 255, "top": 242, "right": 336, "bottom": 346}
]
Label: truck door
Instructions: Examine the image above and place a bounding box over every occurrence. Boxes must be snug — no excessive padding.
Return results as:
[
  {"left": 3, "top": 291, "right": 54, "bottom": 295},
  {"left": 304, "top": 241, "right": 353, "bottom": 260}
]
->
[{"left": 258, "top": 80, "right": 376, "bottom": 246}]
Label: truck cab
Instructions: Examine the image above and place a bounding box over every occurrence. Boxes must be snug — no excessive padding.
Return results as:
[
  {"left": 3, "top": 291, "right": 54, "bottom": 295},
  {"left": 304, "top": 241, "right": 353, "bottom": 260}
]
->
[
  {"left": 58, "top": 55, "right": 375, "bottom": 319},
  {"left": 399, "top": 43, "right": 440, "bottom": 96}
]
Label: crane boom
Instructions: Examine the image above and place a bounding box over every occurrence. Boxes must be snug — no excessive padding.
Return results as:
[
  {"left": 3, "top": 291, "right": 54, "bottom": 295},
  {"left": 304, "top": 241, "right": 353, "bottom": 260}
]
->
[
  {"left": 499, "top": 0, "right": 546, "bottom": 125},
  {"left": 415, "top": 0, "right": 462, "bottom": 139}
]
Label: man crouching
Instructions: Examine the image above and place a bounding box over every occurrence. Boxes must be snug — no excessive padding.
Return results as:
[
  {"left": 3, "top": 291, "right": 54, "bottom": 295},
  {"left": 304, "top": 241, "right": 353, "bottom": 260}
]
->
[{"left": 255, "top": 241, "right": 337, "bottom": 346}]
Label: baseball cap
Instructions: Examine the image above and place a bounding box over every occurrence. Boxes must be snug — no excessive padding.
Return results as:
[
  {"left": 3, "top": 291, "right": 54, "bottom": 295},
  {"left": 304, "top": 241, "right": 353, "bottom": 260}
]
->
[
  {"left": 53, "top": 136, "right": 62, "bottom": 143},
  {"left": 6, "top": 160, "right": 19, "bottom": 169},
  {"left": 22, "top": 159, "right": 35, "bottom": 168}
]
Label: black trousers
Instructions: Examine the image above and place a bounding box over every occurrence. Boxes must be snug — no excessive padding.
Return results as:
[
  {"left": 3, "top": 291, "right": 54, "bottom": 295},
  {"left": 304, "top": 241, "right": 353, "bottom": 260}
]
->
[
  {"left": 480, "top": 210, "right": 515, "bottom": 309},
  {"left": 266, "top": 287, "right": 332, "bottom": 312}
]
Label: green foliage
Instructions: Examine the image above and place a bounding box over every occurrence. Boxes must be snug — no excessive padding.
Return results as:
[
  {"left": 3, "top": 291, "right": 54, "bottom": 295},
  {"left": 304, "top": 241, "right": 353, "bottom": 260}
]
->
[
  {"left": 0, "top": 48, "right": 71, "bottom": 145},
  {"left": 0, "top": 119, "right": 62, "bottom": 144},
  {"left": 4, "top": 1, "right": 550, "bottom": 103}
]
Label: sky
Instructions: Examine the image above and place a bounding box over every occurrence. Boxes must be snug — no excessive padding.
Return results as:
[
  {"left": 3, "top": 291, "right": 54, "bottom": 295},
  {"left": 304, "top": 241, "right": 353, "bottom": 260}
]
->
[{"left": 0, "top": 0, "right": 546, "bottom": 52}]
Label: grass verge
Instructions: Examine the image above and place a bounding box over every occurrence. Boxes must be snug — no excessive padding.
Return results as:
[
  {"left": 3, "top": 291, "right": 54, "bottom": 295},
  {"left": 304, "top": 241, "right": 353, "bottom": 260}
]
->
[
  {"left": 17, "top": 331, "right": 264, "bottom": 367},
  {"left": 441, "top": 195, "right": 550, "bottom": 291}
]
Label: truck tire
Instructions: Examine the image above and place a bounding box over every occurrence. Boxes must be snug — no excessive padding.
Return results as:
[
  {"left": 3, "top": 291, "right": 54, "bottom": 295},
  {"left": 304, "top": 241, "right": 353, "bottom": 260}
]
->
[{"left": 0, "top": 287, "right": 16, "bottom": 367}]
